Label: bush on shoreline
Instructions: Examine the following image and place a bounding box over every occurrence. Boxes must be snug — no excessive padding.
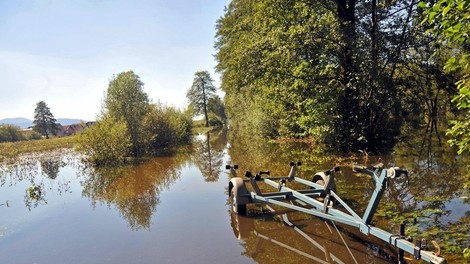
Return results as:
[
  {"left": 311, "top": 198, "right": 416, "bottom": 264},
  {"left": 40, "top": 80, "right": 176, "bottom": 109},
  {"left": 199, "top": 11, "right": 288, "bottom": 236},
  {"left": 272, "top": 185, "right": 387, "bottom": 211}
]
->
[
  {"left": 0, "top": 125, "right": 42, "bottom": 143},
  {"left": 77, "top": 116, "right": 132, "bottom": 166}
]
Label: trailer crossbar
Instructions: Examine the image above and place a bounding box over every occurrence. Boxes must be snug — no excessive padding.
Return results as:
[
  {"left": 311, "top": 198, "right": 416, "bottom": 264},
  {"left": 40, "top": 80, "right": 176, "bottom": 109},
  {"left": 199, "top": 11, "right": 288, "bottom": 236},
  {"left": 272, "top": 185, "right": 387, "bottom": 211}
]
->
[{"left": 226, "top": 162, "right": 447, "bottom": 263}]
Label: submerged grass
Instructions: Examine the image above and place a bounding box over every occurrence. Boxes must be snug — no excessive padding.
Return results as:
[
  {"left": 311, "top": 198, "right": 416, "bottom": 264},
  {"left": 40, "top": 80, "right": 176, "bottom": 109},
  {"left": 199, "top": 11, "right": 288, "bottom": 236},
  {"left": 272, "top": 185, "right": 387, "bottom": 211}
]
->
[{"left": 0, "top": 136, "right": 77, "bottom": 163}]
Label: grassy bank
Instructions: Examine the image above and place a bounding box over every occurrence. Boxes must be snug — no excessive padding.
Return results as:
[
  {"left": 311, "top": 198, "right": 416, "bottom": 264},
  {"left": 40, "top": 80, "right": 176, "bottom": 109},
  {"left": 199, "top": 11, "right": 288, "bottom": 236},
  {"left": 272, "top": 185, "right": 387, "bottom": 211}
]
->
[
  {"left": 0, "top": 136, "right": 77, "bottom": 163},
  {"left": 192, "top": 120, "right": 221, "bottom": 134}
]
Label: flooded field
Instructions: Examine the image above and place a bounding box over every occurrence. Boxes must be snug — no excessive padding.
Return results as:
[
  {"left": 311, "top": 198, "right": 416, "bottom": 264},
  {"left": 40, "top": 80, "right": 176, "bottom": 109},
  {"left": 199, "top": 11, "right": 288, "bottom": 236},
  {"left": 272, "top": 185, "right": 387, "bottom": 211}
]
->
[{"left": 1, "top": 131, "right": 469, "bottom": 263}]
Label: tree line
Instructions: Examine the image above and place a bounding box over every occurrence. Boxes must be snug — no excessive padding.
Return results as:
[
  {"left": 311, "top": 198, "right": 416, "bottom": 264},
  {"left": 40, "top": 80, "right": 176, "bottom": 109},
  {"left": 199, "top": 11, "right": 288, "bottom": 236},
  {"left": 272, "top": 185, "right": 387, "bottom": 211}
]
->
[
  {"left": 1, "top": 70, "right": 226, "bottom": 166},
  {"left": 215, "top": 0, "right": 468, "bottom": 153}
]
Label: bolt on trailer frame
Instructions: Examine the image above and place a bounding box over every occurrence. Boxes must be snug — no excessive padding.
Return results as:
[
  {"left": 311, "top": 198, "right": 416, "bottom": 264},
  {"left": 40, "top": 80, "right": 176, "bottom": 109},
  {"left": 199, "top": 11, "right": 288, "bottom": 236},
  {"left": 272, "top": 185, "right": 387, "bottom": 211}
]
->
[{"left": 226, "top": 162, "right": 447, "bottom": 264}]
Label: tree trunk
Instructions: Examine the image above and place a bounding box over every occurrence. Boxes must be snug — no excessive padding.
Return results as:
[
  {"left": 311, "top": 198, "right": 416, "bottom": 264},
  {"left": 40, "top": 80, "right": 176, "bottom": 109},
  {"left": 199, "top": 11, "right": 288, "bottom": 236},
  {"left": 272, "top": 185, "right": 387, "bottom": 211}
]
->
[
  {"left": 202, "top": 81, "right": 209, "bottom": 127},
  {"left": 43, "top": 121, "right": 49, "bottom": 139},
  {"left": 370, "top": 0, "right": 378, "bottom": 85},
  {"left": 336, "top": 0, "right": 356, "bottom": 87},
  {"left": 335, "top": 0, "right": 358, "bottom": 150}
]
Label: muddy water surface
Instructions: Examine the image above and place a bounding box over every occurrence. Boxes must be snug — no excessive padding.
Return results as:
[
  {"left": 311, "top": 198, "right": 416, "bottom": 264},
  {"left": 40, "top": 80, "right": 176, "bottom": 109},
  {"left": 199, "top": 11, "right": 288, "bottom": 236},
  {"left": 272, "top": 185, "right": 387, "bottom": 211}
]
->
[{"left": 0, "top": 131, "right": 468, "bottom": 263}]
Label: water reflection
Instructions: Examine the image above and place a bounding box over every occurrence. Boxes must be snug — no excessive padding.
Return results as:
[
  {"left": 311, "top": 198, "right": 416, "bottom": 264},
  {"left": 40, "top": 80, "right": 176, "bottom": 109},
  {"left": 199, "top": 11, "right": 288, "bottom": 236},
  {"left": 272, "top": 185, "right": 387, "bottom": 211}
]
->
[
  {"left": 40, "top": 157, "right": 66, "bottom": 179},
  {"left": 0, "top": 150, "right": 77, "bottom": 210},
  {"left": 192, "top": 130, "right": 226, "bottom": 182},
  {"left": 226, "top": 130, "right": 470, "bottom": 262},
  {"left": 377, "top": 141, "right": 470, "bottom": 261},
  {"left": 0, "top": 129, "right": 468, "bottom": 262},
  {"left": 230, "top": 211, "right": 394, "bottom": 263},
  {"left": 80, "top": 153, "right": 190, "bottom": 230}
]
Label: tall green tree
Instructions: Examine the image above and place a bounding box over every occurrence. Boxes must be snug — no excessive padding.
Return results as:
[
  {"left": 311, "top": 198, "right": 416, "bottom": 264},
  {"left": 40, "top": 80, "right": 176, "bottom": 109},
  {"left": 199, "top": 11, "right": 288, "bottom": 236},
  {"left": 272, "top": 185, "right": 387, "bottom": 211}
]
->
[
  {"left": 421, "top": 0, "right": 470, "bottom": 154},
  {"left": 187, "top": 71, "right": 217, "bottom": 127},
  {"left": 33, "top": 101, "right": 60, "bottom": 139},
  {"left": 215, "top": 0, "right": 454, "bottom": 153},
  {"left": 104, "top": 71, "right": 150, "bottom": 155}
]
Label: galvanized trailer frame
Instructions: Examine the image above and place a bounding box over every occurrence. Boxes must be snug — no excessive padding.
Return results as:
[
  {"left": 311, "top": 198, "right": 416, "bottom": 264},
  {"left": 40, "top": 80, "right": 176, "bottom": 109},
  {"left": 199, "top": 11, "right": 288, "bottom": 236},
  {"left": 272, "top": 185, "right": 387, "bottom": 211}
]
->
[{"left": 227, "top": 162, "right": 447, "bottom": 264}]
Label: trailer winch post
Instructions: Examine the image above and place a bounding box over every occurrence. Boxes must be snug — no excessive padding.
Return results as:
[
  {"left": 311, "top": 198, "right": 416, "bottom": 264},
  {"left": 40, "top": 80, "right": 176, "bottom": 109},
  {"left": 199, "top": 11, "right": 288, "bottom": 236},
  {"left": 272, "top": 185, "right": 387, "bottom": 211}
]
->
[{"left": 362, "top": 168, "right": 388, "bottom": 225}]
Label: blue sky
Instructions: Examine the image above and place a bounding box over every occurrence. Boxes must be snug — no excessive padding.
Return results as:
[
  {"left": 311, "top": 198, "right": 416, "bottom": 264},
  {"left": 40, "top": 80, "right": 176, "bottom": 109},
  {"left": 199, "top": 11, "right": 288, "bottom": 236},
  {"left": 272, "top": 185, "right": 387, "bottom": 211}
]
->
[{"left": 0, "top": 0, "right": 229, "bottom": 120}]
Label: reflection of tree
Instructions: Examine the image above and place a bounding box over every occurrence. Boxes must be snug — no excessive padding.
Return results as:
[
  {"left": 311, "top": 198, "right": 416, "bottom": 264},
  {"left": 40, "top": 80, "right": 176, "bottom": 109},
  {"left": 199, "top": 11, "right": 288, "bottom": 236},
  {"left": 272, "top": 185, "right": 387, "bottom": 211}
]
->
[
  {"left": 229, "top": 211, "right": 395, "bottom": 264},
  {"left": 0, "top": 150, "right": 77, "bottom": 210},
  {"left": 40, "top": 157, "right": 65, "bottom": 179},
  {"left": 193, "top": 131, "right": 225, "bottom": 182},
  {"left": 209, "top": 129, "right": 227, "bottom": 152},
  {"left": 374, "top": 136, "right": 470, "bottom": 258},
  {"left": 80, "top": 154, "right": 189, "bottom": 230},
  {"left": 226, "top": 129, "right": 340, "bottom": 190},
  {"left": 24, "top": 183, "right": 47, "bottom": 210},
  {"left": 227, "top": 130, "right": 470, "bottom": 261}
]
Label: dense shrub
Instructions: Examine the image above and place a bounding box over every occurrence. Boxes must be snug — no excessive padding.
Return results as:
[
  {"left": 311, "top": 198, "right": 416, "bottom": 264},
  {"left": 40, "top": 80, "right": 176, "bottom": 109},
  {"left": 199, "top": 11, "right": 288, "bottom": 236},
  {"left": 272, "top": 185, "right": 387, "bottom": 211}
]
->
[
  {"left": 27, "top": 131, "right": 43, "bottom": 140},
  {"left": 77, "top": 116, "right": 132, "bottom": 165},
  {"left": 143, "top": 104, "right": 192, "bottom": 154},
  {"left": 208, "top": 114, "right": 224, "bottom": 127},
  {"left": 77, "top": 104, "right": 192, "bottom": 165},
  {"left": 0, "top": 125, "right": 25, "bottom": 142}
]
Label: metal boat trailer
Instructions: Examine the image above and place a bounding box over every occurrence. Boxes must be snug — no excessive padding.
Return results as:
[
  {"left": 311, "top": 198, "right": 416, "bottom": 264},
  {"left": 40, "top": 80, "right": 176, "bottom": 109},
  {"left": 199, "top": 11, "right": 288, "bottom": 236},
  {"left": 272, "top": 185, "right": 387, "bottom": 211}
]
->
[{"left": 226, "top": 162, "right": 447, "bottom": 264}]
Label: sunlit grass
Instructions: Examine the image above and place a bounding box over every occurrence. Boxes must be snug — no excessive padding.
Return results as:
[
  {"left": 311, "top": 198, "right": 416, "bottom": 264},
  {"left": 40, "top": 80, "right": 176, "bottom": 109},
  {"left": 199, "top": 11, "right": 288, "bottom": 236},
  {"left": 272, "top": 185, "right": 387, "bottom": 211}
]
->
[
  {"left": 192, "top": 120, "right": 220, "bottom": 134},
  {"left": 0, "top": 136, "right": 77, "bottom": 163}
]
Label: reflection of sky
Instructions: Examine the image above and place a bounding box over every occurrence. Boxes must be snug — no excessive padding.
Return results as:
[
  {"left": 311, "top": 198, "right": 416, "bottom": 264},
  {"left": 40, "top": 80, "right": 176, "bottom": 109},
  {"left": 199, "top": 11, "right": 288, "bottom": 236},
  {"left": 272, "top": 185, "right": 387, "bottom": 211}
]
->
[
  {"left": 442, "top": 197, "right": 470, "bottom": 224},
  {"left": 0, "top": 162, "right": 80, "bottom": 238},
  {"left": 0, "top": 152, "right": 252, "bottom": 264},
  {"left": 1, "top": 139, "right": 467, "bottom": 263}
]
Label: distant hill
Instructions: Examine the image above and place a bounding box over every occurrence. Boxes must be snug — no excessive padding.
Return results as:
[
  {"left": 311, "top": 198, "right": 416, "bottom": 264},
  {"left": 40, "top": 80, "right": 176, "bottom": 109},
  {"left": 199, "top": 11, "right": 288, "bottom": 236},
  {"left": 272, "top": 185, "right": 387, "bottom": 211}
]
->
[
  {"left": 0, "top": 117, "right": 33, "bottom": 129},
  {"left": 0, "top": 117, "right": 86, "bottom": 129}
]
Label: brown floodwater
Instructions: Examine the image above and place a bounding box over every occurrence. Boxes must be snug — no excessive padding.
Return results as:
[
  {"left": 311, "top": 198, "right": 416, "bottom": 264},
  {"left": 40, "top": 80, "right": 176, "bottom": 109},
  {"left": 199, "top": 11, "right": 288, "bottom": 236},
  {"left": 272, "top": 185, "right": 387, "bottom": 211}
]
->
[{"left": 0, "top": 130, "right": 469, "bottom": 263}]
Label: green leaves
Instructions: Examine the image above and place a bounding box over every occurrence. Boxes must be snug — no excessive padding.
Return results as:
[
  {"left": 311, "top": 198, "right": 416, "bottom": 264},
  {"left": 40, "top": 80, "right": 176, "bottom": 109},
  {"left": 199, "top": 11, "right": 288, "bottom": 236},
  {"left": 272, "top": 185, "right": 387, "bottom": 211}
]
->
[
  {"left": 186, "top": 71, "right": 217, "bottom": 127},
  {"left": 417, "top": 1, "right": 427, "bottom": 9},
  {"left": 464, "top": 247, "right": 470, "bottom": 259},
  {"left": 216, "top": 0, "right": 340, "bottom": 139},
  {"left": 77, "top": 116, "right": 132, "bottom": 166},
  {"left": 422, "top": 0, "right": 470, "bottom": 154},
  {"left": 78, "top": 71, "right": 192, "bottom": 165},
  {"left": 0, "top": 125, "right": 25, "bottom": 143},
  {"left": 104, "top": 71, "right": 150, "bottom": 155},
  {"left": 142, "top": 103, "right": 192, "bottom": 152},
  {"left": 33, "top": 101, "right": 60, "bottom": 139}
]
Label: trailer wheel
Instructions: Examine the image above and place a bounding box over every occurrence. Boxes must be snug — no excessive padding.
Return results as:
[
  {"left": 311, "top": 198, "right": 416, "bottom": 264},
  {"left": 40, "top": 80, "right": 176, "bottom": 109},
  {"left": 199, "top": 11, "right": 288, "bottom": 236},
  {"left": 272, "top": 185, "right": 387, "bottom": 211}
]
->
[
  {"left": 314, "top": 179, "right": 325, "bottom": 186},
  {"left": 230, "top": 189, "right": 247, "bottom": 215},
  {"left": 312, "top": 172, "right": 336, "bottom": 206},
  {"left": 312, "top": 172, "right": 336, "bottom": 193}
]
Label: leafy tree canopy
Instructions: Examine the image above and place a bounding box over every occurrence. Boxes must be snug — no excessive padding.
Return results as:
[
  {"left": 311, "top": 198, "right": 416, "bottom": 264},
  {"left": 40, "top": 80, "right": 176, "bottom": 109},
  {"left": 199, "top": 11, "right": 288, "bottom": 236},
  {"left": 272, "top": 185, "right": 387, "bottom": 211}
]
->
[
  {"left": 104, "top": 71, "right": 150, "bottom": 155},
  {"left": 214, "top": 0, "right": 468, "bottom": 154},
  {"left": 78, "top": 71, "right": 192, "bottom": 164},
  {"left": 33, "top": 101, "right": 60, "bottom": 139},
  {"left": 187, "top": 71, "right": 217, "bottom": 127}
]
